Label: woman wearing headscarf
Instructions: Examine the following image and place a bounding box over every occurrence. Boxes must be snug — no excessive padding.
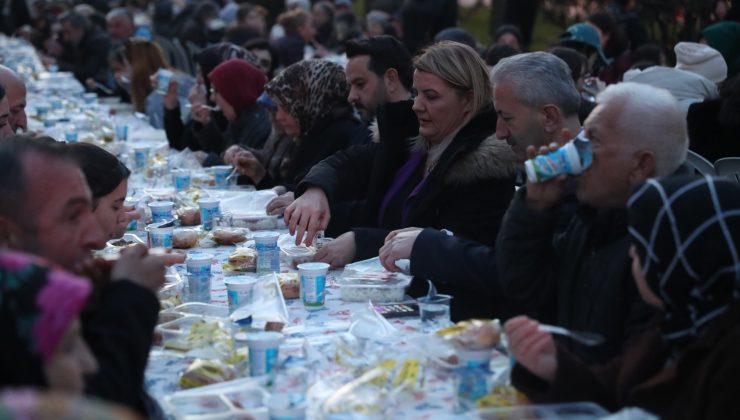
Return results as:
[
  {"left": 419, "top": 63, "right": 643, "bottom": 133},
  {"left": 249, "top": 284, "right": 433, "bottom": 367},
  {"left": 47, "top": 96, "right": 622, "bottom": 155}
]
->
[
  {"left": 505, "top": 176, "right": 740, "bottom": 419},
  {"left": 163, "top": 43, "right": 262, "bottom": 166},
  {"left": 0, "top": 251, "right": 97, "bottom": 393},
  {"left": 227, "top": 59, "right": 362, "bottom": 212}
]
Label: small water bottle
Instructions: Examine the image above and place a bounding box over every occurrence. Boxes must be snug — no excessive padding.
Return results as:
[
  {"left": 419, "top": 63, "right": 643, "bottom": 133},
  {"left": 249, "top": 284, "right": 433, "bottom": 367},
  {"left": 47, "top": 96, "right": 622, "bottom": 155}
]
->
[{"left": 524, "top": 132, "right": 593, "bottom": 183}]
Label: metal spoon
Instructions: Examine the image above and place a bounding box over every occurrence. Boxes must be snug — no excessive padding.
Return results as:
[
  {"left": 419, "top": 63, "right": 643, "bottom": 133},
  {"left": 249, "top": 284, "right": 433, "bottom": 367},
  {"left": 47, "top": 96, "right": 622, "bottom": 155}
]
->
[{"left": 538, "top": 324, "right": 605, "bottom": 346}]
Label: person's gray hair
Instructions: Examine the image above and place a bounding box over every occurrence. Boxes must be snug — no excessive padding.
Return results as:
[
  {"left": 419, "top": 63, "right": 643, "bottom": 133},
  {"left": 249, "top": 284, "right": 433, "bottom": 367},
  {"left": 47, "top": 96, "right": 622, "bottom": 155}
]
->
[
  {"left": 106, "top": 7, "right": 134, "bottom": 24},
  {"left": 596, "top": 82, "right": 688, "bottom": 176},
  {"left": 414, "top": 41, "right": 492, "bottom": 119},
  {"left": 490, "top": 51, "right": 580, "bottom": 117}
]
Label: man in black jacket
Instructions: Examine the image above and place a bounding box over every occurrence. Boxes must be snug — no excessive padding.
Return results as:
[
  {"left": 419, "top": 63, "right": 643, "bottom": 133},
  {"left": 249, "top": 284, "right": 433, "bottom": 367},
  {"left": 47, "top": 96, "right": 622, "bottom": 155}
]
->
[
  {"left": 379, "top": 52, "right": 582, "bottom": 319},
  {"left": 0, "top": 136, "right": 183, "bottom": 416},
  {"left": 45, "top": 11, "right": 111, "bottom": 86}
]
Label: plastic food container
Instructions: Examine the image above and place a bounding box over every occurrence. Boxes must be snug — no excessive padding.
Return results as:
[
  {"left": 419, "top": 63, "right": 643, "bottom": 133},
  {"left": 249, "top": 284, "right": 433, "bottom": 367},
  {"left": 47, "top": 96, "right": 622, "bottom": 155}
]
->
[
  {"left": 172, "top": 302, "right": 229, "bottom": 318},
  {"left": 163, "top": 379, "right": 269, "bottom": 420},
  {"left": 280, "top": 245, "right": 316, "bottom": 269},
  {"left": 337, "top": 275, "right": 412, "bottom": 302},
  {"left": 156, "top": 315, "right": 208, "bottom": 349},
  {"left": 231, "top": 213, "right": 279, "bottom": 231}
]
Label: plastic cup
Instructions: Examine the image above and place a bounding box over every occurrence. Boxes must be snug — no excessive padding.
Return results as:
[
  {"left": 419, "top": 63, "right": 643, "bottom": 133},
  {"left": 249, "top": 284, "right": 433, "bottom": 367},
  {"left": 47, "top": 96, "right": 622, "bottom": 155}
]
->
[
  {"left": 417, "top": 294, "right": 452, "bottom": 328},
  {"left": 64, "top": 131, "right": 78, "bottom": 143},
  {"left": 156, "top": 69, "right": 173, "bottom": 95},
  {"left": 82, "top": 92, "right": 97, "bottom": 104},
  {"left": 35, "top": 104, "right": 50, "bottom": 118},
  {"left": 133, "top": 146, "right": 149, "bottom": 171},
  {"left": 297, "top": 262, "right": 329, "bottom": 311},
  {"left": 211, "top": 165, "right": 233, "bottom": 188},
  {"left": 186, "top": 253, "right": 213, "bottom": 302},
  {"left": 124, "top": 199, "right": 137, "bottom": 231},
  {"left": 197, "top": 199, "right": 220, "bottom": 231},
  {"left": 115, "top": 124, "right": 128, "bottom": 141},
  {"left": 457, "top": 348, "right": 493, "bottom": 369},
  {"left": 172, "top": 169, "right": 191, "bottom": 191},
  {"left": 245, "top": 331, "right": 284, "bottom": 376},
  {"left": 147, "top": 224, "right": 173, "bottom": 250},
  {"left": 149, "top": 201, "right": 174, "bottom": 224},
  {"left": 225, "top": 276, "right": 258, "bottom": 314},
  {"left": 51, "top": 98, "right": 63, "bottom": 110},
  {"left": 254, "top": 232, "right": 280, "bottom": 273}
]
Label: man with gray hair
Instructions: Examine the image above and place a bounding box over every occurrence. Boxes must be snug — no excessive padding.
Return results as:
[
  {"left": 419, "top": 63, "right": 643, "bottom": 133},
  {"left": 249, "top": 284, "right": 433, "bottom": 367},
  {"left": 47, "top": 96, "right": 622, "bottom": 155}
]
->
[
  {"left": 378, "top": 52, "right": 583, "bottom": 320},
  {"left": 496, "top": 82, "right": 688, "bottom": 364},
  {"left": 0, "top": 65, "right": 27, "bottom": 133},
  {"left": 106, "top": 7, "right": 135, "bottom": 43}
]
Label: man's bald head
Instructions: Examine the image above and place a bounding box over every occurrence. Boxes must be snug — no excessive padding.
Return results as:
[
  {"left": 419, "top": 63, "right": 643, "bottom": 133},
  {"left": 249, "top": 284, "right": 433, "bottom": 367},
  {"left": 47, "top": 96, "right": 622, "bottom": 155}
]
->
[{"left": 0, "top": 66, "right": 27, "bottom": 133}]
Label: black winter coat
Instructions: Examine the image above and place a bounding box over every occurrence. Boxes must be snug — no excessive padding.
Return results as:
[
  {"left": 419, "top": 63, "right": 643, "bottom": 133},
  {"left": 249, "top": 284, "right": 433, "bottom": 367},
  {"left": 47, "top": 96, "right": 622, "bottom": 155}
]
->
[
  {"left": 57, "top": 30, "right": 111, "bottom": 85},
  {"left": 82, "top": 281, "right": 160, "bottom": 416},
  {"left": 275, "top": 105, "right": 363, "bottom": 192},
  {"left": 496, "top": 189, "right": 655, "bottom": 364}
]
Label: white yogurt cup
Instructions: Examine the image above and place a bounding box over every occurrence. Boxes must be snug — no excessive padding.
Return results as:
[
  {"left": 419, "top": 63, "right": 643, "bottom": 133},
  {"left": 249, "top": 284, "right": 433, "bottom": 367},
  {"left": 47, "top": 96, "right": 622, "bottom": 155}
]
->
[
  {"left": 297, "top": 262, "right": 329, "bottom": 311},
  {"left": 211, "top": 165, "right": 233, "bottom": 188},
  {"left": 225, "top": 276, "right": 258, "bottom": 314},
  {"left": 245, "top": 331, "right": 284, "bottom": 376},
  {"left": 172, "top": 168, "right": 191, "bottom": 191},
  {"left": 146, "top": 223, "right": 173, "bottom": 250},
  {"left": 148, "top": 201, "right": 174, "bottom": 224},
  {"left": 197, "top": 199, "right": 220, "bottom": 231}
]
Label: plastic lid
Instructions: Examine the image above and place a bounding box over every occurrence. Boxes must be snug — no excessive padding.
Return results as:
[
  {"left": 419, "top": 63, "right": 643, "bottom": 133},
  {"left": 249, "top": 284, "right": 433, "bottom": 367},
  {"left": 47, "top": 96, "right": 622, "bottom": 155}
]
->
[
  {"left": 197, "top": 199, "right": 220, "bottom": 207},
  {"left": 253, "top": 231, "right": 280, "bottom": 242},
  {"left": 149, "top": 201, "right": 174, "bottom": 208},
  {"left": 245, "top": 331, "right": 284, "bottom": 348},
  {"left": 187, "top": 253, "right": 213, "bottom": 263},
  {"left": 297, "top": 262, "right": 330, "bottom": 272}
]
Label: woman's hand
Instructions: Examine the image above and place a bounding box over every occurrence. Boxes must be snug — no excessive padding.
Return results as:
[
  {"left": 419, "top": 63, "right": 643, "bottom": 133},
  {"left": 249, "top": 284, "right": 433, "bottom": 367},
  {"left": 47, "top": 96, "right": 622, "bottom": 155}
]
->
[
  {"left": 191, "top": 104, "right": 212, "bottom": 125},
  {"left": 284, "top": 187, "right": 331, "bottom": 246},
  {"left": 163, "top": 79, "right": 180, "bottom": 110},
  {"left": 379, "top": 227, "right": 423, "bottom": 272},
  {"left": 504, "top": 316, "right": 558, "bottom": 383},
  {"left": 314, "top": 231, "right": 355, "bottom": 268},
  {"left": 223, "top": 145, "right": 243, "bottom": 165},
  {"left": 188, "top": 83, "right": 207, "bottom": 107},
  {"left": 266, "top": 191, "right": 295, "bottom": 217},
  {"left": 234, "top": 150, "right": 266, "bottom": 184}
]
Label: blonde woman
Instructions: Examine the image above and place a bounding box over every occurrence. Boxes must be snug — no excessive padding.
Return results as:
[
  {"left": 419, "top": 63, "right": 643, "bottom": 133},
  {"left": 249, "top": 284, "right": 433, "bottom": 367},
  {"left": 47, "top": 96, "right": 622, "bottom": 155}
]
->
[{"left": 286, "top": 41, "right": 519, "bottom": 320}]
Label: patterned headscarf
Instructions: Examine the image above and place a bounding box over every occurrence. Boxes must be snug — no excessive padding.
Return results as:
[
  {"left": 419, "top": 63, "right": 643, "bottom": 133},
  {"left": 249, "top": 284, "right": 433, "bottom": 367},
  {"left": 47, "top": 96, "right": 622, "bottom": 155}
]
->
[
  {"left": 628, "top": 176, "right": 740, "bottom": 349},
  {"left": 0, "top": 252, "right": 91, "bottom": 387},
  {"left": 264, "top": 59, "right": 350, "bottom": 137}
]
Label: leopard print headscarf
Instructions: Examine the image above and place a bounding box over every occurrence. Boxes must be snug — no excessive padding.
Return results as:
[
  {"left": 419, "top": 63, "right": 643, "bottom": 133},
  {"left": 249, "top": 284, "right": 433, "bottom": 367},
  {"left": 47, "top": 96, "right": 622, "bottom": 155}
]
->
[{"left": 265, "top": 59, "right": 350, "bottom": 137}]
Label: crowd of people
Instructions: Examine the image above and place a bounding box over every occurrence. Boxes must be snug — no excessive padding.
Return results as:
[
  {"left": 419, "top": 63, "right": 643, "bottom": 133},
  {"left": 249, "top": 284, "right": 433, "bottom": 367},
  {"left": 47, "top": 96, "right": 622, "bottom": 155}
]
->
[{"left": 1, "top": 0, "right": 740, "bottom": 418}]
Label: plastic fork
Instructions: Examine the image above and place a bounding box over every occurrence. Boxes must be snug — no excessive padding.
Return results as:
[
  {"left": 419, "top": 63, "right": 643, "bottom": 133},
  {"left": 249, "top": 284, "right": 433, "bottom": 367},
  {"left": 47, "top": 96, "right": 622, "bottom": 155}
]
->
[{"left": 538, "top": 324, "right": 605, "bottom": 346}]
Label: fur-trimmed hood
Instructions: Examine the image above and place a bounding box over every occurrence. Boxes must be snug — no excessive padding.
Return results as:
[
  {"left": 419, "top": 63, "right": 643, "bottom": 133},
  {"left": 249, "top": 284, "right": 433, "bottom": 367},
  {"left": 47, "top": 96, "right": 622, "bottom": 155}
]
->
[{"left": 369, "top": 119, "right": 520, "bottom": 186}]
